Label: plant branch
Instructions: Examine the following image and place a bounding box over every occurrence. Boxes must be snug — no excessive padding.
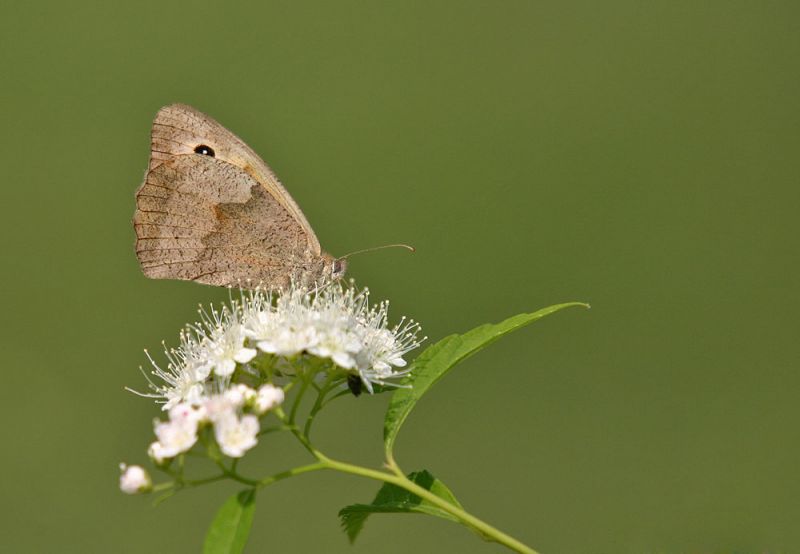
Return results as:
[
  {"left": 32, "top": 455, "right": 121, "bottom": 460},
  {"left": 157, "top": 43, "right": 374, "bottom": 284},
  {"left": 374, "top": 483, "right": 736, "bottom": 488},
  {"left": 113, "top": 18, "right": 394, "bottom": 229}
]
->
[
  {"left": 256, "top": 462, "right": 328, "bottom": 489},
  {"left": 319, "top": 454, "right": 539, "bottom": 554}
]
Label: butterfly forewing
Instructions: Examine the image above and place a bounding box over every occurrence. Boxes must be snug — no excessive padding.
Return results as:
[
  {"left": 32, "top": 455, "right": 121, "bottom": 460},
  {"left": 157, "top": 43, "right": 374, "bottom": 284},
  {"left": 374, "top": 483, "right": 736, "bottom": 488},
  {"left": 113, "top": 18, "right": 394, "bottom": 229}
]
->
[
  {"left": 149, "top": 104, "right": 321, "bottom": 255},
  {"left": 134, "top": 105, "right": 337, "bottom": 288}
]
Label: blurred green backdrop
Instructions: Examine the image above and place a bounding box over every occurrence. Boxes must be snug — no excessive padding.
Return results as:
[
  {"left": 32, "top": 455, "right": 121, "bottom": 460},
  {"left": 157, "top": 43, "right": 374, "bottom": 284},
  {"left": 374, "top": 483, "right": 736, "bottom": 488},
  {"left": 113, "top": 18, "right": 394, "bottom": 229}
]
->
[{"left": 1, "top": 1, "right": 798, "bottom": 552}]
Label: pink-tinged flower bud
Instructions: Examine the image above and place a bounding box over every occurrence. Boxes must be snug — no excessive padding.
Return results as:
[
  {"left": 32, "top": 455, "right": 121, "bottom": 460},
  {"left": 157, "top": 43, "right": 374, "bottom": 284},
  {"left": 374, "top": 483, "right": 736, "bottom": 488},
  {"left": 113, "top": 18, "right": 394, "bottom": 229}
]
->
[{"left": 119, "top": 464, "right": 152, "bottom": 494}]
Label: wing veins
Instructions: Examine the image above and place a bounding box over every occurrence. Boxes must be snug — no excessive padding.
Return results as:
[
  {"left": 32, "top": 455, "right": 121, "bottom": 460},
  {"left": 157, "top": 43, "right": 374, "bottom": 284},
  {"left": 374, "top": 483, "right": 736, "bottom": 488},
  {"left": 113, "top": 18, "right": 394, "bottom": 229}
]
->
[{"left": 134, "top": 223, "right": 215, "bottom": 233}]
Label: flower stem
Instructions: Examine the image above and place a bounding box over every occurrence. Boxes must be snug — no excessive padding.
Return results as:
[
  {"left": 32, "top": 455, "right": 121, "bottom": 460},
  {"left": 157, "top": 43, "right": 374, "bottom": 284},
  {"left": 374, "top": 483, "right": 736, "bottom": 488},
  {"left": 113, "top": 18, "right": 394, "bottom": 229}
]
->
[
  {"left": 185, "top": 474, "right": 227, "bottom": 487},
  {"left": 303, "top": 373, "right": 338, "bottom": 439},
  {"left": 261, "top": 372, "right": 537, "bottom": 552},
  {"left": 213, "top": 459, "right": 259, "bottom": 487},
  {"left": 256, "top": 461, "right": 327, "bottom": 489},
  {"left": 242, "top": 427, "right": 538, "bottom": 553},
  {"left": 317, "top": 454, "right": 539, "bottom": 554},
  {"left": 288, "top": 378, "right": 310, "bottom": 425}
]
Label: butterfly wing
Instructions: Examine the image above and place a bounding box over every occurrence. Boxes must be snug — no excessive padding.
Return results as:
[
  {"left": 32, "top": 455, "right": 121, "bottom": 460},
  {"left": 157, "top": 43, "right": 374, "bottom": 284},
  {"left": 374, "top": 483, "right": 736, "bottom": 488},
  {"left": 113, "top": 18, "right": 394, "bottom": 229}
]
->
[
  {"left": 134, "top": 104, "right": 336, "bottom": 287},
  {"left": 134, "top": 153, "right": 324, "bottom": 287},
  {"left": 147, "top": 103, "right": 322, "bottom": 255}
]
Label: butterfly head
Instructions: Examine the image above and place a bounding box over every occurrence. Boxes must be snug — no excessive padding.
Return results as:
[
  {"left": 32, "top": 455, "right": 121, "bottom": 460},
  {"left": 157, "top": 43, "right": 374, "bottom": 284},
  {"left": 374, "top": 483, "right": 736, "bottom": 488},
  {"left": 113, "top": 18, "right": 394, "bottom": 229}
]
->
[
  {"left": 330, "top": 256, "right": 348, "bottom": 280},
  {"left": 309, "top": 252, "right": 347, "bottom": 285}
]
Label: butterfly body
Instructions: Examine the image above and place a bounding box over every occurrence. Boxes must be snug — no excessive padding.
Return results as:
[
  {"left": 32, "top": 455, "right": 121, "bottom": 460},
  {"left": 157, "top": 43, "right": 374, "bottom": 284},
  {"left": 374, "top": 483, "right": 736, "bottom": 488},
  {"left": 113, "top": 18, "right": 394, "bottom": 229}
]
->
[{"left": 133, "top": 104, "right": 344, "bottom": 288}]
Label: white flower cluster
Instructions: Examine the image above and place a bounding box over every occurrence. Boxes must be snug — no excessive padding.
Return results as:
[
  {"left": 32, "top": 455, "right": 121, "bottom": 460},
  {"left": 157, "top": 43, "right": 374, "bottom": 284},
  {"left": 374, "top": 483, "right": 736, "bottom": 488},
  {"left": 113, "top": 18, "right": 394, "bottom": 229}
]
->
[
  {"left": 121, "top": 282, "right": 423, "bottom": 493},
  {"left": 244, "top": 282, "right": 423, "bottom": 392},
  {"left": 132, "top": 281, "right": 423, "bottom": 410},
  {"left": 148, "top": 384, "right": 285, "bottom": 462}
]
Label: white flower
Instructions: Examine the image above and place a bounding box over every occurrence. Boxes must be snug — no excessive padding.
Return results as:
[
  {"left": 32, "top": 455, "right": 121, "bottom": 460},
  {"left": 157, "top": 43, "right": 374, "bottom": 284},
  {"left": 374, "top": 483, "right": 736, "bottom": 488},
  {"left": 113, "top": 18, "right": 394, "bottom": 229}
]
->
[
  {"left": 119, "top": 464, "right": 152, "bottom": 494},
  {"left": 354, "top": 313, "right": 421, "bottom": 391},
  {"left": 245, "top": 302, "right": 318, "bottom": 356},
  {"left": 307, "top": 326, "right": 361, "bottom": 369},
  {"left": 147, "top": 441, "right": 170, "bottom": 465},
  {"left": 256, "top": 326, "right": 318, "bottom": 357},
  {"left": 244, "top": 310, "right": 280, "bottom": 346},
  {"left": 202, "top": 394, "right": 236, "bottom": 423},
  {"left": 126, "top": 329, "right": 209, "bottom": 410},
  {"left": 206, "top": 323, "right": 257, "bottom": 377},
  {"left": 163, "top": 380, "right": 205, "bottom": 411},
  {"left": 223, "top": 384, "right": 256, "bottom": 408},
  {"left": 214, "top": 412, "right": 259, "bottom": 458},
  {"left": 254, "top": 384, "right": 285, "bottom": 414},
  {"left": 153, "top": 415, "right": 198, "bottom": 458},
  {"left": 168, "top": 402, "right": 207, "bottom": 425}
]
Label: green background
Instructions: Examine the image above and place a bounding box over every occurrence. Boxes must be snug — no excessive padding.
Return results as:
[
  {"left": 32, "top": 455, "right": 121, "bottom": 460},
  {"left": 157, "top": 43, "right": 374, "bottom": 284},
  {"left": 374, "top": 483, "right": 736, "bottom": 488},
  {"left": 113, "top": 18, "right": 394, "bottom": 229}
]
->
[{"left": 1, "top": 1, "right": 797, "bottom": 552}]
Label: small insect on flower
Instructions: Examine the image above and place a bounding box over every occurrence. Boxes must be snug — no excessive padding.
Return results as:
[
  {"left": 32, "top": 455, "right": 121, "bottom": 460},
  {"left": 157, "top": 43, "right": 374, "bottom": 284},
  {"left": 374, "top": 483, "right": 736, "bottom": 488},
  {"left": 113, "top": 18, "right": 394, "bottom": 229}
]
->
[{"left": 347, "top": 374, "right": 363, "bottom": 397}]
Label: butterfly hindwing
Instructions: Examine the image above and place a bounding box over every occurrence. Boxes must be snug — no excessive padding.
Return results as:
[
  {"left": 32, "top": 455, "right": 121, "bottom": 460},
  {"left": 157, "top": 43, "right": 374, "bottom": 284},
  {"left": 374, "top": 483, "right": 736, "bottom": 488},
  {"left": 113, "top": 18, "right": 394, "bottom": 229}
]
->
[{"left": 134, "top": 155, "right": 313, "bottom": 287}]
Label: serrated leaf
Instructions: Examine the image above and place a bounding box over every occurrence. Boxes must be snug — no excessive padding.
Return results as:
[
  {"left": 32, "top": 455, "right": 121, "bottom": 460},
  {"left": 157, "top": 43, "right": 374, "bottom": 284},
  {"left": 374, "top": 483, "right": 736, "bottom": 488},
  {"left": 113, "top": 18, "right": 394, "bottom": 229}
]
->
[
  {"left": 203, "top": 489, "right": 256, "bottom": 554},
  {"left": 384, "top": 302, "right": 589, "bottom": 456},
  {"left": 338, "top": 470, "right": 462, "bottom": 543}
]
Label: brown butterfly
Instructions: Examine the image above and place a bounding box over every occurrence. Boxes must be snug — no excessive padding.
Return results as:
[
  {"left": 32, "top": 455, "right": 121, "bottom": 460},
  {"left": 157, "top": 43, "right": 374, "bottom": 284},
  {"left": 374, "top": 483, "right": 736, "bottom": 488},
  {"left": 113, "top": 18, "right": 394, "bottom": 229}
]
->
[{"left": 133, "top": 104, "right": 346, "bottom": 289}]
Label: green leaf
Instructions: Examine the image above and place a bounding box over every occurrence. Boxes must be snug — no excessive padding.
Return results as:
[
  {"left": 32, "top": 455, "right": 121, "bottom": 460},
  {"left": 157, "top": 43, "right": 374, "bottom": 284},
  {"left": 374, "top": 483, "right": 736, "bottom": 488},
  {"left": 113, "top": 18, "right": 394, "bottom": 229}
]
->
[
  {"left": 338, "top": 470, "right": 462, "bottom": 543},
  {"left": 203, "top": 489, "right": 256, "bottom": 554},
  {"left": 384, "top": 302, "right": 589, "bottom": 456}
]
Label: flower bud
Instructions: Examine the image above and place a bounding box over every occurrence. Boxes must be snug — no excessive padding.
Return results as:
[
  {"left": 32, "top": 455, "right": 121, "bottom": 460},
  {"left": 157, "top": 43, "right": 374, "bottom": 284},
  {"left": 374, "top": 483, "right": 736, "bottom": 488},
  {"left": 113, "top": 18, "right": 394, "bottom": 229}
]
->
[
  {"left": 223, "top": 383, "right": 256, "bottom": 408},
  {"left": 119, "top": 464, "right": 152, "bottom": 494},
  {"left": 254, "top": 384, "right": 285, "bottom": 414}
]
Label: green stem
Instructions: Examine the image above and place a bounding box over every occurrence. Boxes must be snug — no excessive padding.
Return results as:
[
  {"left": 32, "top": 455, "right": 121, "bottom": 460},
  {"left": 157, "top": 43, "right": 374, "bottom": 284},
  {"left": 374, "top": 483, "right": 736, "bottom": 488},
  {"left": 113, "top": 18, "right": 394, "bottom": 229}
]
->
[
  {"left": 320, "top": 388, "right": 351, "bottom": 408},
  {"left": 258, "top": 424, "right": 293, "bottom": 436},
  {"left": 152, "top": 481, "right": 175, "bottom": 492},
  {"left": 288, "top": 378, "right": 310, "bottom": 425},
  {"left": 240, "top": 448, "right": 537, "bottom": 553},
  {"left": 256, "top": 462, "right": 327, "bottom": 489},
  {"left": 303, "top": 373, "right": 338, "bottom": 439},
  {"left": 213, "top": 459, "right": 259, "bottom": 487},
  {"left": 224, "top": 471, "right": 259, "bottom": 487},
  {"left": 205, "top": 366, "right": 537, "bottom": 553},
  {"left": 317, "top": 454, "right": 538, "bottom": 554},
  {"left": 274, "top": 407, "right": 322, "bottom": 458},
  {"left": 185, "top": 474, "right": 227, "bottom": 487}
]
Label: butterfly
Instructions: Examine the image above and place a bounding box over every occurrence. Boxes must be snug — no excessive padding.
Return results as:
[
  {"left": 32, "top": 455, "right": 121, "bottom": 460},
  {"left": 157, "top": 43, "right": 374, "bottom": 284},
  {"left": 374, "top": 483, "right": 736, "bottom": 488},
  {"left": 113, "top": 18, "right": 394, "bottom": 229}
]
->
[{"left": 133, "top": 104, "right": 346, "bottom": 289}]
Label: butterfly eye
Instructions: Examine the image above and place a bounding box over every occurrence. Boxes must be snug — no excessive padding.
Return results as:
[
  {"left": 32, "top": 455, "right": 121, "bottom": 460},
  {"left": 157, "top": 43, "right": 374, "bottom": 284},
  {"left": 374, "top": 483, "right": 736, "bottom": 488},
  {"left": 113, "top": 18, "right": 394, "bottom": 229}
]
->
[{"left": 194, "top": 145, "right": 215, "bottom": 157}]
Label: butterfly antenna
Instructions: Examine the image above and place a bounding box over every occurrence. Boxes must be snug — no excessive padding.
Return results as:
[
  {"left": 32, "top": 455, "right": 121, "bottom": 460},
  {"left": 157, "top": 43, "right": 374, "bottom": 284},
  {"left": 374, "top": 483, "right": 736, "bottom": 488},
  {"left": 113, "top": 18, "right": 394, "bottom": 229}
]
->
[{"left": 339, "top": 243, "right": 415, "bottom": 260}]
